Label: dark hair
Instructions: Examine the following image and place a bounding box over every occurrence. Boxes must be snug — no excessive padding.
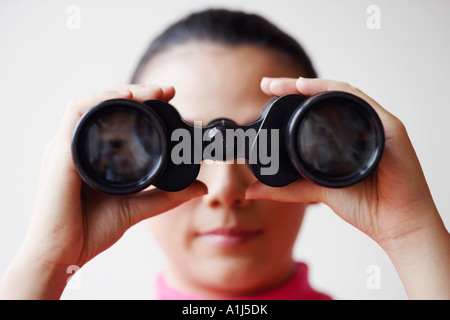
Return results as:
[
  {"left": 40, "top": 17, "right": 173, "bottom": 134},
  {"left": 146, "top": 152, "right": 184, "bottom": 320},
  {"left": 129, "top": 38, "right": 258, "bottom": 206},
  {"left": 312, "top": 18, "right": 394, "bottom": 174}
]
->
[{"left": 130, "top": 8, "right": 317, "bottom": 83}]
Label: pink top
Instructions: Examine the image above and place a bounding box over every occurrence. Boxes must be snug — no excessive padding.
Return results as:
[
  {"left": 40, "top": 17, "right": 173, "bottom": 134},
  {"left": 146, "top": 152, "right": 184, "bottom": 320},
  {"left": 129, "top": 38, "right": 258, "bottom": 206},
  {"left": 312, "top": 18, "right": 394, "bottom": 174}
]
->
[{"left": 154, "top": 262, "right": 332, "bottom": 300}]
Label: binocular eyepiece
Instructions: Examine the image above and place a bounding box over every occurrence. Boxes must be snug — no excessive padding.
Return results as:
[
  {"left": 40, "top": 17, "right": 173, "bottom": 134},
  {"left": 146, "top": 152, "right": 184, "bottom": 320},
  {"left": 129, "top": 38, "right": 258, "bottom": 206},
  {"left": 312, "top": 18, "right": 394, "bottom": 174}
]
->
[{"left": 72, "top": 91, "right": 385, "bottom": 195}]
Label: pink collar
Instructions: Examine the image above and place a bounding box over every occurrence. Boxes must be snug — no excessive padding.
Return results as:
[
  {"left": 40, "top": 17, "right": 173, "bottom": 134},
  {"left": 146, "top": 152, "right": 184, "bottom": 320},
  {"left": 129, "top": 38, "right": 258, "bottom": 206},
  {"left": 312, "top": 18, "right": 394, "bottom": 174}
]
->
[{"left": 154, "top": 262, "right": 332, "bottom": 300}]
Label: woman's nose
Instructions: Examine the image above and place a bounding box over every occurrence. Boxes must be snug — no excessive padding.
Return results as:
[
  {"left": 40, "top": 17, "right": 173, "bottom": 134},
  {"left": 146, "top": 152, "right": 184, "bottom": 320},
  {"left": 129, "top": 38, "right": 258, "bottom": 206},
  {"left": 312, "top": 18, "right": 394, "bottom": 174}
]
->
[{"left": 198, "top": 161, "right": 254, "bottom": 209}]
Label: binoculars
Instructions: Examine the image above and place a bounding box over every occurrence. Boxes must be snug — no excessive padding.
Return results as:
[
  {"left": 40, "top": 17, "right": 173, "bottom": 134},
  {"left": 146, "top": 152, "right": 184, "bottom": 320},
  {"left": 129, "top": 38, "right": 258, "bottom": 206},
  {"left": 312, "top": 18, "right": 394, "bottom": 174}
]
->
[{"left": 72, "top": 91, "right": 385, "bottom": 195}]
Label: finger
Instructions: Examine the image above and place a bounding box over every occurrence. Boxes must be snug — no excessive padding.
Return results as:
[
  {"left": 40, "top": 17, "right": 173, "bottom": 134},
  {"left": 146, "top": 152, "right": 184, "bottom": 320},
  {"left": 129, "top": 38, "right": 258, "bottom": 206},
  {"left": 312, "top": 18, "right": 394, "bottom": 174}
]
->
[
  {"left": 122, "top": 180, "right": 208, "bottom": 227},
  {"left": 107, "top": 84, "right": 175, "bottom": 102},
  {"left": 260, "top": 77, "right": 273, "bottom": 95},
  {"left": 58, "top": 89, "right": 132, "bottom": 141},
  {"left": 58, "top": 85, "right": 167, "bottom": 141},
  {"left": 295, "top": 77, "right": 393, "bottom": 120},
  {"left": 262, "top": 77, "right": 377, "bottom": 107},
  {"left": 294, "top": 77, "right": 331, "bottom": 96},
  {"left": 262, "top": 77, "right": 394, "bottom": 129},
  {"left": 104, "top": 84, "right": 168, "bottom": 102},
  {"left": 245, "top": 179, "right": 323, "bottom": 204},
  {"left": 160, "top": 85, "right": 176, "bottom": 102},
  {"left": 261, "top": 77, "right": 297, "bottom": 96}
]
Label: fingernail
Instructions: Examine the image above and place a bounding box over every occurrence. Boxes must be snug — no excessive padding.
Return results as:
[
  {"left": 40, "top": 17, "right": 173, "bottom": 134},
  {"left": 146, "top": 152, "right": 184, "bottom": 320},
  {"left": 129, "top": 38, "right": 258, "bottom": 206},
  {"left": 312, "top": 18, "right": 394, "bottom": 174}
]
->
[
  {"left": 115, "top": 89, "right": 132, "bottom": 97},
  {"left": 296, "top": 77, "right": 308, "bottom": 89},
  {"left": 160, "top": 85, "right": 174, "bottom": 92},
  {"left": 261, "top": 77, "right": 272, "bottom": 84}
]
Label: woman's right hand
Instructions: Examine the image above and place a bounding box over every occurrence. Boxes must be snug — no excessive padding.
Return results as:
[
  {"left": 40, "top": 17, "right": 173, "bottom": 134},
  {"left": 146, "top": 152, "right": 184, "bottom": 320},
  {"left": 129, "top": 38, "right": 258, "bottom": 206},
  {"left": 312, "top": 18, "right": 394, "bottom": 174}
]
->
[{"left": 0, "top": 85, "right": 207, "bottom": 299}]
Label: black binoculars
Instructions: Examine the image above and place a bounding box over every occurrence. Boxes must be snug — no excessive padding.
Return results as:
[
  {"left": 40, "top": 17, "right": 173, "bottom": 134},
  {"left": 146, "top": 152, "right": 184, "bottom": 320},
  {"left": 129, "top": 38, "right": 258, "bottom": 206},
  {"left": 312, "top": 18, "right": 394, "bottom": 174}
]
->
[{"left": 72, "top": 91, "right": 385, "bottom": 195}]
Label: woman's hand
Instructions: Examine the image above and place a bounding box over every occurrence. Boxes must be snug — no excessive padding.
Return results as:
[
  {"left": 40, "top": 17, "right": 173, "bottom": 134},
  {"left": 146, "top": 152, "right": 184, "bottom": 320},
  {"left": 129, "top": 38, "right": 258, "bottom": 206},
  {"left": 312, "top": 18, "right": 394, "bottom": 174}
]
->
[
  {"left": 0, "top": 85, "right": 207, "bottom": 299},
  {"left": 246, "top": 77, "right": 450, "bottom": 299}
]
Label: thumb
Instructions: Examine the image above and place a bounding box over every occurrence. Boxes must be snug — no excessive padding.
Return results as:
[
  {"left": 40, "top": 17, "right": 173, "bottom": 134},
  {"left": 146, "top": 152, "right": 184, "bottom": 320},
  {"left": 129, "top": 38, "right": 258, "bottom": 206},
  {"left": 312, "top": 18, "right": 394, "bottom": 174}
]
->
[
  {"left": 245, "top": 179, "right": 323, "bottom": 204},
  {"left": 120, "top": 180, "right": 208, "bottom": 227}
]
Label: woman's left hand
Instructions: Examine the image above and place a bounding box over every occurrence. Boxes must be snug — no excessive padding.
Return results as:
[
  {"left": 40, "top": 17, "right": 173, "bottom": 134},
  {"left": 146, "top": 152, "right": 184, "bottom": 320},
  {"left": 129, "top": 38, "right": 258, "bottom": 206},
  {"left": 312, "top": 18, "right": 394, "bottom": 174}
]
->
[{"left": 246, "top": 77, "right": 450, "bottom": 299}]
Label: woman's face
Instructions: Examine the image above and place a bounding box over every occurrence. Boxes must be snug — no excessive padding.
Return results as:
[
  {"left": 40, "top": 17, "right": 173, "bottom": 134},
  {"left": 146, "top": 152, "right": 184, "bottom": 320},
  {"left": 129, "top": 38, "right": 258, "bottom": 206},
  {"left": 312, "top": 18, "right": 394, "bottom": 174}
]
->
[{"left": 140, "top": 43, "right": 307, "bottom": 297}]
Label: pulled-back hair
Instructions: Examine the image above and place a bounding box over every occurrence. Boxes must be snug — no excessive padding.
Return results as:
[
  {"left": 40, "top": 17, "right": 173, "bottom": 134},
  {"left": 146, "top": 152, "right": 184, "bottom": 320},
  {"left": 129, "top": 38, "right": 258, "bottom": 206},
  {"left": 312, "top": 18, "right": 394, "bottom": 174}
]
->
[{"left": 130, "top": 8, "right": 317, "bottom": 83}]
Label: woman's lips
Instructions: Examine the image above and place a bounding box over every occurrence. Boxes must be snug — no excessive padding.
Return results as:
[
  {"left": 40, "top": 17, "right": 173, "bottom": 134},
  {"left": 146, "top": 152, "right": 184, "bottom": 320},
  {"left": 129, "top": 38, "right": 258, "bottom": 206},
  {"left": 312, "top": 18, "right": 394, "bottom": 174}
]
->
[{"left": 197, "top": 227, "right": 263, "bottom": 247}]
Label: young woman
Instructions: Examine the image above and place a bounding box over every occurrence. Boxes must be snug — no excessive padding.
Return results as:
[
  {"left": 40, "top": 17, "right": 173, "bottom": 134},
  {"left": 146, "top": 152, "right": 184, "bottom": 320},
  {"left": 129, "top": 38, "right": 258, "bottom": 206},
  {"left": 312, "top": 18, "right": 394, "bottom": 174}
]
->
[{"left": 1, "top": 9, "right": 449, "bottom": 300}]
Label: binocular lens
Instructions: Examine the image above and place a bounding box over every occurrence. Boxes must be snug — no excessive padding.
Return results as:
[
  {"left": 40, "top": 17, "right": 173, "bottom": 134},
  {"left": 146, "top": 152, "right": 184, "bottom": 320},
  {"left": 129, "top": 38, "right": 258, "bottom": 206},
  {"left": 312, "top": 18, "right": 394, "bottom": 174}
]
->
[
  {"left": 82, "top": 110, "right": 162, "bottom": 183},
  {"left": 72, "top": 100, "right": 167, "bottom": 194},
  {"left": 298, "top": 103, "right": 375, "bottom": 177},
  {"left": 288, "top": 93, "right": 384, "bottom": 187}
]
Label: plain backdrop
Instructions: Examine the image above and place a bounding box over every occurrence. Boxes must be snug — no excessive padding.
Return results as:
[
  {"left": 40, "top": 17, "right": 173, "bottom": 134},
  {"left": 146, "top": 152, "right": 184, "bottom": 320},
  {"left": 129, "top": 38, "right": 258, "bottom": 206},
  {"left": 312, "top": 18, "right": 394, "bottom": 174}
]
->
[{"left": 0, "top": 0, "right": 449, "bottom": 300}]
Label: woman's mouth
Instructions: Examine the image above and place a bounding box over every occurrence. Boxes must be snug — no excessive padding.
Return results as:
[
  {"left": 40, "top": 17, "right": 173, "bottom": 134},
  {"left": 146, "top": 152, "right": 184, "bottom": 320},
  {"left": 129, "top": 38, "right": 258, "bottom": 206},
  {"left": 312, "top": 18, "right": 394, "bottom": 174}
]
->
[{"left": 197, "top": 227, "right": 263, "bottom": 247}]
